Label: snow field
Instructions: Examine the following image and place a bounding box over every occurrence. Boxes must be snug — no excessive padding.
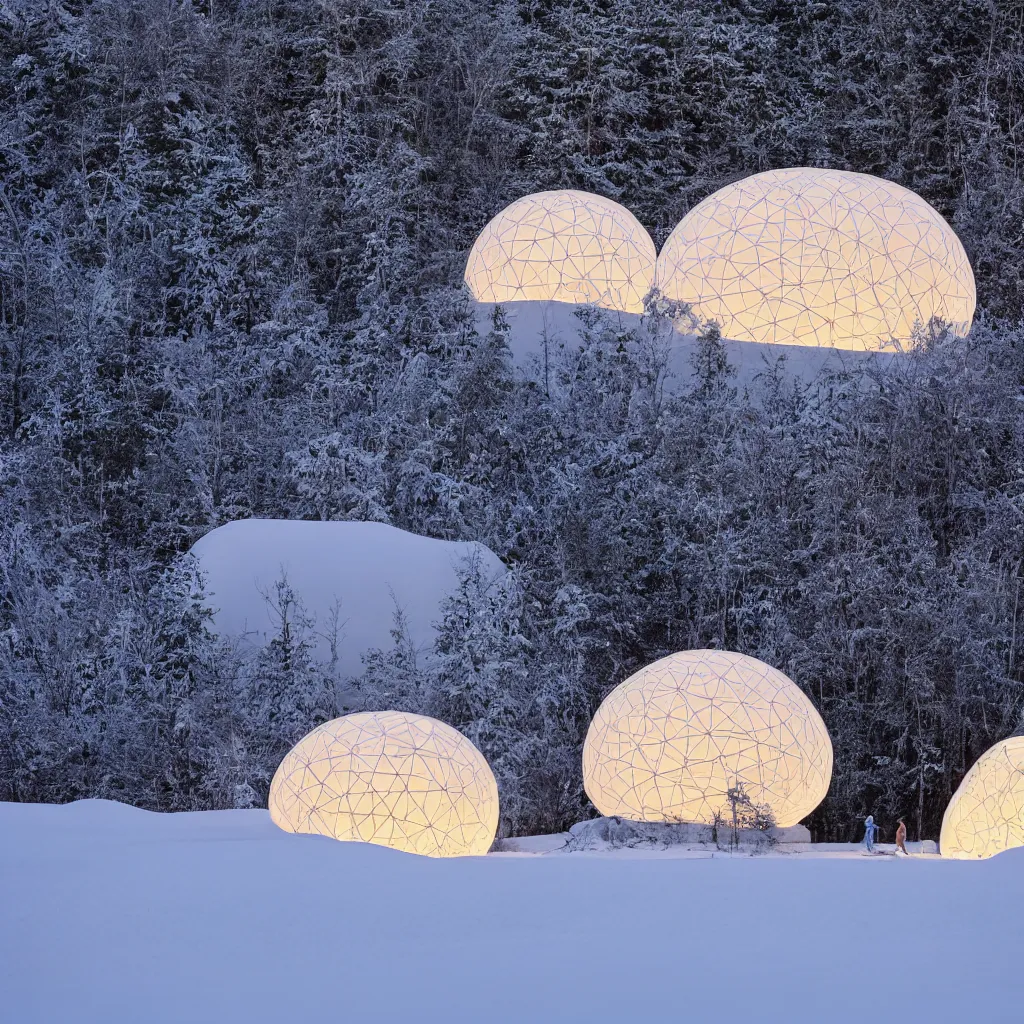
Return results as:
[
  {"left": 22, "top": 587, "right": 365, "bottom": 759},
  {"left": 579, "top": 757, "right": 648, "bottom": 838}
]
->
[{"left": 1, "top": 800, "right": 1022, "bottom": 1024}]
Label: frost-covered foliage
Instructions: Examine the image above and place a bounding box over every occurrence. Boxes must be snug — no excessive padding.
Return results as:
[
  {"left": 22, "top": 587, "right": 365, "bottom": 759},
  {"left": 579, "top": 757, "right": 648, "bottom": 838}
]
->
[{"left": 1, "top": 0, "right": 1023, "bottom": 839}]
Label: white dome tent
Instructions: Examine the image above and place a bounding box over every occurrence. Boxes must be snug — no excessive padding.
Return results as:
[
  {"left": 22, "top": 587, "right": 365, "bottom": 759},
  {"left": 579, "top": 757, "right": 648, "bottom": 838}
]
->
[
  {"left": 582, "top": 650, "right": 833, "bottom": 827},
  {"left": 655, "top": 167, "right": 976, "bottom": 350},
  {"left": 940, "top": 736, "right": 1024, "bottom": 860},
  {"left": 269, "top": 711, "right": 499, "bottom": 858},
  {"left": 465, "top": 189, "right": 656, "bottom": 314}
]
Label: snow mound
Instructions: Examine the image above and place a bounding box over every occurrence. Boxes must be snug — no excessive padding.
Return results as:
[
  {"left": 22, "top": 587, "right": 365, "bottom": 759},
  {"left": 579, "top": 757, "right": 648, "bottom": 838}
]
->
[
  {"left": 2, "top": 800, "right": 1022, "bottom": 1024},
  {"left": 190, "top": 520, "right": 506, "bottom": 683},
  {"left": 473, "top": 299, "right": 897, "bottom": 389}
]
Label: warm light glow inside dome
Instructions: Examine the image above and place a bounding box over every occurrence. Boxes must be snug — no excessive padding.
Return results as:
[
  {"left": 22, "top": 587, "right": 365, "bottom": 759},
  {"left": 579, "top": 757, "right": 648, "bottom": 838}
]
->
[
  {"left": 269, "top": 711, "right": 499, "bottom": 858},
  {"left": 940, "top": 737, "right": 1024, "bottom": 860},
  {"left": 656, "top": 168, "right": 976, "bottom": 350},
  {"left": 582, "top": 650, "right": 832, "bottom": 827},
  {"left": 465, "top": 190, "right": 656, "bottom": 313}
]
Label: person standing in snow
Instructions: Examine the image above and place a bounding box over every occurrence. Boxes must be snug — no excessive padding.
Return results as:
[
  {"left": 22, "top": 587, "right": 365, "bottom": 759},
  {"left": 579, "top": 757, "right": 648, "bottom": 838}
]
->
[
  {"left": 863, "top": 814, "right": 879, "bottom": 853},
  {"left": 895, "top": 819, "right": 909, "bottom": 856}
]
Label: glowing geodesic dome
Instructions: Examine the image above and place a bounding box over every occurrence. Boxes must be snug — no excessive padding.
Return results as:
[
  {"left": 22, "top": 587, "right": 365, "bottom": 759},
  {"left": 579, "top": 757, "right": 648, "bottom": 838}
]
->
[
  {"left": 465, "top": 190, "right": 656, "bottom": 313},
  {"left": 940, "top": 736, "right": 1024, "bottom": 860},
  {"left": 655, "top": 168, "right": 976, "bottom": 350},
  {"left": 582, "top": 650, "right": 832, "bottom": 827},
  {"left": 269, "top": 711, "right": 499, "bottom": 858}
]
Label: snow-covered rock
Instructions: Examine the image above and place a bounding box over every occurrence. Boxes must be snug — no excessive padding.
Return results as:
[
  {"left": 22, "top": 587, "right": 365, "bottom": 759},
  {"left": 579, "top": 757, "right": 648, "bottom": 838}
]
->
[
  {"left": 564, "top": 817, "right": 811, "bottom": 851},
  {"left": 190, "top": 520, "right": 506, "bottom": 682}
]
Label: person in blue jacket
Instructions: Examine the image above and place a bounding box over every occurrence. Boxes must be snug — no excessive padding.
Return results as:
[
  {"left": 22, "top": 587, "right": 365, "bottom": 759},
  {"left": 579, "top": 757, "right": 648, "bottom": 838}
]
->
[{"left": 863, "top": 814, "right": 879, "bottom": 852}]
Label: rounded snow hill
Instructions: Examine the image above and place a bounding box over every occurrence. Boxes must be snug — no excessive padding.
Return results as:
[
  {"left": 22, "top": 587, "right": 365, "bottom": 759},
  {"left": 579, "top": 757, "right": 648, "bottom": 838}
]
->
[
  {"left": 190, "top": 520, "right": 506, "bottom": 687},
  {"left": 471, "top": 299, "right": 898, "bottom": 391}
]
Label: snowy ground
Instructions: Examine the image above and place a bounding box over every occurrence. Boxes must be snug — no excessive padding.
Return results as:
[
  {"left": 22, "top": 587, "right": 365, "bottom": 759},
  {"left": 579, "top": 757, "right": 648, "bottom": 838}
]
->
[{"left": 2, "top": 801, "right": 1021, "bottom": 1023}]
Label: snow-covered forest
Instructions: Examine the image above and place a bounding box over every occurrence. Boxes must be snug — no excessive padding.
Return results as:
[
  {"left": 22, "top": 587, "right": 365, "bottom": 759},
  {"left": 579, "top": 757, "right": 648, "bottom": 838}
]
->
[{"left": 1, "top": 0, "right": 1022, "bottom": 842}]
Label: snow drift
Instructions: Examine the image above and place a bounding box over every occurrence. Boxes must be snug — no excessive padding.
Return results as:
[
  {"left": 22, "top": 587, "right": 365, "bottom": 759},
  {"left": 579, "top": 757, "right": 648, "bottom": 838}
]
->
[
  {"left": 190, "top": 520, "right": 506, "bottom": 682},
  {"left": 472, "top": 298, "right": 897, "bottom": 389}
]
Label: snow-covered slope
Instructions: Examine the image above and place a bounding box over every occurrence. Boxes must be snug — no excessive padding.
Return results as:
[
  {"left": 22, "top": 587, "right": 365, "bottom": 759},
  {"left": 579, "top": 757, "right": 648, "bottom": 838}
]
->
[
  {"left": 2, "top": 800, "right": 1021, "bottom": 1024},
  {"left": 190, "top": 520, "right": 505, "bottom": 680},
  {"left": 474, "top": 299, "right": 898, "bottom": 390}
]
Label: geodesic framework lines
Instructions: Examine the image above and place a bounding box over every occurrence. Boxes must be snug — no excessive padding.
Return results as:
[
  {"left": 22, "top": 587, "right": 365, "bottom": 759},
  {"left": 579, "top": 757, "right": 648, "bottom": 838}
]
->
[
  {"left": 583, "top": 650, "right": 833, "bottom": 828},
  {"left": 269, "top": 712, "right": 499, "bottom": 858},
  {"left": 464, "top": 190, "right": 656, "bottom": 314},
  {"left": 655, "top": 168, "right": 976, "bottom": 350},
  {"left": 940, "top": 737, "right": 1024, "bottom": 860}
]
